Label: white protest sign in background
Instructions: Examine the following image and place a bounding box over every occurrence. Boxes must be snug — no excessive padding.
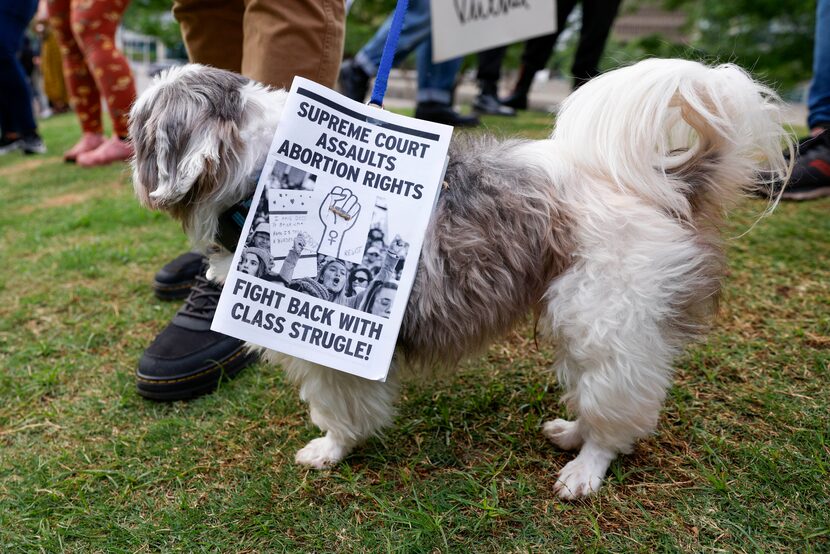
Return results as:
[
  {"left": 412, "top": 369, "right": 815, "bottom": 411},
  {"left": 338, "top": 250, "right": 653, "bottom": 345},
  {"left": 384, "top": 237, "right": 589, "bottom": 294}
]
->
[
  {"left": 431, "top": 0, "right": 557, "bottom": 63},
  {"left": 212, "top": 77, "right": 452, "bottom": 381}
]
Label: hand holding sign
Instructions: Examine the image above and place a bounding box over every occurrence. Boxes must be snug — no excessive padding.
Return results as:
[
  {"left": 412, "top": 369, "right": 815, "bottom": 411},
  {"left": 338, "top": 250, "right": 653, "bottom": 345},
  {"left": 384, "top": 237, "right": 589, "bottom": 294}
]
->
[
  {"left": 318, "top": 186, "right": 361, "bottom": 258},
  {"left": 291, "top": 231, "right": 317, "bottom": 255}
]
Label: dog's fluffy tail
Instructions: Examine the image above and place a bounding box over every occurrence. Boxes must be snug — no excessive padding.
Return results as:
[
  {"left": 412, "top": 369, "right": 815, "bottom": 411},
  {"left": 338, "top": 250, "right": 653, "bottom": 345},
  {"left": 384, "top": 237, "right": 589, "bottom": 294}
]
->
[{"left": 551, "top": 58, "right": 792, "bottom": 219}]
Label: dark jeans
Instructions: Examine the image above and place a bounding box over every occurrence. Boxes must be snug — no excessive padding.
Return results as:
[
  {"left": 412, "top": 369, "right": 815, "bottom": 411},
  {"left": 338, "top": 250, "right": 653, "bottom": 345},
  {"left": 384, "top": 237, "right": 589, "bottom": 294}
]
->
[
  {"left": 354, "top": 0, "right": 462, "bottom": 104},
  {"left": 477, "top": 0, "right": 621, "bottom": 90},
  {"left": 809, "top": 0, "right": 830, "bottom": 128},
  {"left": 0, "top": 0, "right": 38, "bottom": 136}
]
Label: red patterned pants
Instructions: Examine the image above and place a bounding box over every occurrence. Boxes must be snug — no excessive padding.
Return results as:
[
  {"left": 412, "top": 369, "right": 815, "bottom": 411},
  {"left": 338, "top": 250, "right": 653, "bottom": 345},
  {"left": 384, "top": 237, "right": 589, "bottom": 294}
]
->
[{"left": 47, "top": 0, "right": 136, "bottom": 137}]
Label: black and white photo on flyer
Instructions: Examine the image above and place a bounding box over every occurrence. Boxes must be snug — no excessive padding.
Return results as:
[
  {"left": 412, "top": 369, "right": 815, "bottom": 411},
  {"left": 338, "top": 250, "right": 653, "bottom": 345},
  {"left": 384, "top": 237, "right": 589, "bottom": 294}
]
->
[{"left": 213, "top": 77, "right": 452, "bottom": 380}]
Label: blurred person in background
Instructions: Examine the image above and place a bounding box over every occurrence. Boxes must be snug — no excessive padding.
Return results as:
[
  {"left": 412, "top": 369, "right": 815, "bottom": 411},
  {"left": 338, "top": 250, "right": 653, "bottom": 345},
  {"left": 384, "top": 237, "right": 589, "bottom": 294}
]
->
[
  {"left": 35, "top": 0, "right": 69, "bottom": 116},
  {"left": 46, "top": 0, "right": 136, "bottom": 166},
  {"left": 338, "top": 0, "right": 479, "bottom": 127},
  {"left": 474, "top": 0, "right": 622, "bottom": 114},
  {"left": 0, "top": 0, "right": 47, "bottom": 156},
  {"left": 778, "top": 0, "right": 830, "bottom": 200}
]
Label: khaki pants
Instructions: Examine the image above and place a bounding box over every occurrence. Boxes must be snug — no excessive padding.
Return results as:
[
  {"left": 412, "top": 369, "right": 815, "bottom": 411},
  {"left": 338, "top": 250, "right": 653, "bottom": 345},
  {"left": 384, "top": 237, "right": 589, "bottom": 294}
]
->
[{"left": 172, "top": 0, "right": 345, "bottom": 90}]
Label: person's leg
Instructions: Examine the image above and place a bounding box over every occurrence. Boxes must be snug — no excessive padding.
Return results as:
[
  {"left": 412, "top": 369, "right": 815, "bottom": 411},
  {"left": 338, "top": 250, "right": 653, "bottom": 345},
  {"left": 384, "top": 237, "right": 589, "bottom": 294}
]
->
[
  {"left": 47, "top": 0, "right": 105, "bottom": 160},
  {"left": 42, "top": 30, "right": 69, "bottom": 111},
  {"left": 156, "top": 0, "right": 245, "bottom": 304},
  {"left": 413, "top": 41, "right": 479, "bottom": 127},
  {"left": 140, "top": 0, "right": 348, "bottom": 401},
  {"left": 523, "top": 0, "right": 579, "bottom": 70},
  {"left": 69, "top": 0, "right": 137, "bottom": 166},
  {"left": 501, "top": 35, "right": 558, "bottom": 110},
  {"left": 0, "top": 15, "right": 10, "bottom": 140},
  {"left": 0, "top": 0, "right": 45, "bottom": 154},
  {"left": 809, "top": 0, "right": 830, "bottom": 129},
  {"left": 472, "top": 46, "right": 515, "bottom": 115},
  {"left": 172, "top": 0, "right": 244, "bottom": 74},
  {"left": 241, "top": 0, "right": 344, "bottom": 89},
  {"left": 140, "top": 0, "right": 253, "bottom": 401},
  {"left": 354, "top": 0, "right": 431, "bottom": 75},
  {"left": 779, "top": 0, "right": 830, "bottom": 200},
  {"left": 415, "top": 51, "right": 462, "bottom": 105},
  {"left": 476, "top": 47, "right": 508, "bottom": 94},
  {"left": 503, "top": 0, "right": 577, "bottom": 109},
  {"left": 570, "top": 0, "right": 622, "bottom": 89},
  {"left": 341, "top": 0, "right": 431, "bottom": 102}
]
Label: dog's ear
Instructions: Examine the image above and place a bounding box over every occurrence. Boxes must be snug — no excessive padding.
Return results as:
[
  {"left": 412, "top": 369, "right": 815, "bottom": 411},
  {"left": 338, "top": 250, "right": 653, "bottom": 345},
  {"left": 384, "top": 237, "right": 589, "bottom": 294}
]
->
[
  {"left": 130, "top": 65, "right": 250, "bottom": 215},
  {"left": 151, "top": 116, "right": 242, "bottom": 213},
  {"left": 152, "top": 121, "right": 220, "bottom": 206}
]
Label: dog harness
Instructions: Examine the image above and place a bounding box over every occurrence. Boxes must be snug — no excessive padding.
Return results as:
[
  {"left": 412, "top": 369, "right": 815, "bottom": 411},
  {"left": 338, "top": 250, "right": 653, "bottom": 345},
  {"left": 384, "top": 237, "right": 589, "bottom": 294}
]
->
[{"left": 215, "top": 198, "right": 253, "bottom": 252}]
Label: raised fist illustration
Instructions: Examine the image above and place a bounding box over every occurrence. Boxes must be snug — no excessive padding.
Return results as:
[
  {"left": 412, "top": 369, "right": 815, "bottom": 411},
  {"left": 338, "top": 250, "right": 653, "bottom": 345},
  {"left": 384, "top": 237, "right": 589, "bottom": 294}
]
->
[{"left": 318, "top": 186, "right": 361, "bottom": 258}]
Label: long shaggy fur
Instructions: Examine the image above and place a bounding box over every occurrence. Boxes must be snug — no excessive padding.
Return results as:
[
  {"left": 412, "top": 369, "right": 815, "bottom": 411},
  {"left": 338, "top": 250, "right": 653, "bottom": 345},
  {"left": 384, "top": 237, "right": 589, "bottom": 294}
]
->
[
  {"left": 130, "top": 60, "right": 791, "bottom": 499},
  {"left": 131, "top": 65, "right": 287, "bottom": 248},
  {"left": 401, "top": 135, "right": 574, "bottom": 369}
]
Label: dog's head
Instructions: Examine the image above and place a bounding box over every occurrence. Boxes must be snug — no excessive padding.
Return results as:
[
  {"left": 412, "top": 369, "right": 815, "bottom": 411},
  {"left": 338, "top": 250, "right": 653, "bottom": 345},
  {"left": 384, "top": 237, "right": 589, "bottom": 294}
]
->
[{"left": 130, "top": 64, "right": 286, "bottom": 248}]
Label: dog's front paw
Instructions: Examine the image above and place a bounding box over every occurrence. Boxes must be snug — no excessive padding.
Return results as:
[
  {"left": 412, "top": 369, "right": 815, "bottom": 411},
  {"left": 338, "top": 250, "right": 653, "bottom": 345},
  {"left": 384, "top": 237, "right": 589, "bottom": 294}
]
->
[
  {"left": 542, "top": 418, "right": 584, "bottom": 451},
  {"left": 295, "top": 435, "right": 350, "bottom": 469},
  {"left": 554, "top": 444, "right": 614, "bottom": 500}
]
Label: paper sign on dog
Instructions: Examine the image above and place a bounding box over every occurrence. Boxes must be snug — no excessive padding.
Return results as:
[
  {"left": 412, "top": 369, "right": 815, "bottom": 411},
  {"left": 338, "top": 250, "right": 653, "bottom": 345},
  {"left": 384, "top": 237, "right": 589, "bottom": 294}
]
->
[
  {"left": 212, "top": 77, "right": 452, "bottom": 381},
  {"left": 431, "top": 0, "right": 557, "bottom": 63}
]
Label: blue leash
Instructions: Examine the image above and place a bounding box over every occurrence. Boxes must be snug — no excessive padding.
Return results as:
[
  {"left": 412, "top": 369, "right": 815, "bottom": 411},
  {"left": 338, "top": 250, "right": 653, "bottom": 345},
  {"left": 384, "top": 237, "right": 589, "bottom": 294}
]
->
[{"left": 369, "top": 0, "right": 409, "bottom": 107}]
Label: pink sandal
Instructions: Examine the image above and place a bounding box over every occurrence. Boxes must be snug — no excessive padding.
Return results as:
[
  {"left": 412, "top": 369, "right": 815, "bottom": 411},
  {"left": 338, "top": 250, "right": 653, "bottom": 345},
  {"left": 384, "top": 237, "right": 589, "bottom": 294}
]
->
[
  {"left": 64, "top": 133, "right": 105, "bottom": 163},
  {"left": 76, "top": 137, "right": 134, "bottom": 167}
]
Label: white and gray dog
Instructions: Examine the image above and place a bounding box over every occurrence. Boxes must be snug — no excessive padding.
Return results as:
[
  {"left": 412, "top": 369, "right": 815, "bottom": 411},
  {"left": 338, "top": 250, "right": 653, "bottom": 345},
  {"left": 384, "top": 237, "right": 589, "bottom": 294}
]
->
[{"left": 130, "top": 60, "right": 789, "bottom": 498}]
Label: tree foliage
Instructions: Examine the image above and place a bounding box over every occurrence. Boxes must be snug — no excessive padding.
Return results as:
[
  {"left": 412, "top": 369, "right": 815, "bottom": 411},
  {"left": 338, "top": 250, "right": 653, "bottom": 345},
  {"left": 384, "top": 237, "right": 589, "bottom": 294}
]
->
[
  {"left": 343, "top": 0, "right": 397, "bottom": 56},
  {"left": 119, "top": 0, "right": 816, "bottom": 90},
  {"left": 122, "top": 0, "right": 181, "bottom": 48},
  {"left": 665, "top": 0, "right": 816, "bottom": 89}
]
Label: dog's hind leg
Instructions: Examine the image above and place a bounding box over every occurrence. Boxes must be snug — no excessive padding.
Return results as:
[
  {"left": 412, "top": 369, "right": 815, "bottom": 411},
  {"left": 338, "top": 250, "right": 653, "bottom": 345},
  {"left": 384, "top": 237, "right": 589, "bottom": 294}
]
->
[
  {"left": 280, "top": 356, "right": 400, "bottom": 469},
  {"left": 540, "top": 205, "right": 711, "bottom": 499},
  {"left": 543, "top": 276, "right": 676, "bottom": 498}
]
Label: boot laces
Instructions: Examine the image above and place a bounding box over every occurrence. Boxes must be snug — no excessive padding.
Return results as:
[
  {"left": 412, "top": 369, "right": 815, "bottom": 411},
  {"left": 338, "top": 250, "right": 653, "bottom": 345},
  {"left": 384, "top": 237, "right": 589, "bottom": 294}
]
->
[{"left": 178, "top": 271, "right": 221, "bottom": 321}]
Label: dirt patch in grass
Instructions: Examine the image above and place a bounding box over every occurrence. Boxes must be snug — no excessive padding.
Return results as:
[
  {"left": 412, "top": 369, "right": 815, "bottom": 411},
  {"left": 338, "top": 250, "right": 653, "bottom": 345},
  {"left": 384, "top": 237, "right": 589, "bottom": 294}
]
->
[
  {"left": 0, "top": 157, "right": 60, "bottom": 178},
  {"left": 17, "top": 182, "right": 123, "bottom": 214}
]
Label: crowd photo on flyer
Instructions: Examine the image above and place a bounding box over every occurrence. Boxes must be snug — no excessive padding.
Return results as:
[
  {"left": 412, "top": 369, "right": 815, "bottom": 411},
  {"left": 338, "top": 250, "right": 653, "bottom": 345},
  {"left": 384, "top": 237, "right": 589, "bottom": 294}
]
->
[{"left": 237, "top": 181, "right": 408, "bottom": 320}]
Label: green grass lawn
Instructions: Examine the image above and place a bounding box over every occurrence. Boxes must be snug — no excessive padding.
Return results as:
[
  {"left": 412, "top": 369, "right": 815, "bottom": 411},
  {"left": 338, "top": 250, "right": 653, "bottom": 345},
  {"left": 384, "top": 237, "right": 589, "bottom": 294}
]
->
[{"left": 0, "top": 111, "right": 828, "bottom": 553}]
